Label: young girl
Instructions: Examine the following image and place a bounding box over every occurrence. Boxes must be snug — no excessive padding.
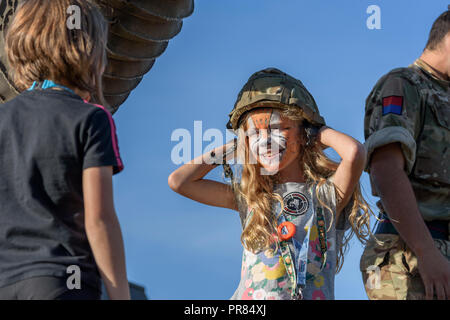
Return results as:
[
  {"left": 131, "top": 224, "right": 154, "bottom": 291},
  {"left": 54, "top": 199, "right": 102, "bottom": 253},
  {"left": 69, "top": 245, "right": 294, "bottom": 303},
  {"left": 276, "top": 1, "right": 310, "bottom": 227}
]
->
[
  {"left": 0, "top": 0, "right": 129, "bottom": 299},
  {"left": 169, "top": 68, "right": 373, "bottom": 300}
]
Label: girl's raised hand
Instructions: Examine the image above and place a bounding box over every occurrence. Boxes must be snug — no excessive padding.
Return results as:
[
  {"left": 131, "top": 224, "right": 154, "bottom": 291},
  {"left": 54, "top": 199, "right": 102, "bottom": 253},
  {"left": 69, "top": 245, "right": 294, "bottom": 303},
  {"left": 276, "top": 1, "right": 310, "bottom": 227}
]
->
[
  {"left": 168, "top": 139, "right": 238, "bottom": 211},
  {"left": 205, "top": 138, "right": 238, "bottom": 165},
  {"left": 317, "top": 127, "right": 367, "bottom": 215}
]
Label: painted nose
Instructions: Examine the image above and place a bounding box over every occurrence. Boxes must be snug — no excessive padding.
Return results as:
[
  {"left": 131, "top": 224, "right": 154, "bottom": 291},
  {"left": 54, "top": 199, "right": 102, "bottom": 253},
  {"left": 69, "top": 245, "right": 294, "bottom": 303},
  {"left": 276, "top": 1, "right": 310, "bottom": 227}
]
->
[
  {"left": 258, "top": 131, "right": 272, "bottom": 151},
  {"left": 260, "top": 129, "right": 269, "bottom": 140}
]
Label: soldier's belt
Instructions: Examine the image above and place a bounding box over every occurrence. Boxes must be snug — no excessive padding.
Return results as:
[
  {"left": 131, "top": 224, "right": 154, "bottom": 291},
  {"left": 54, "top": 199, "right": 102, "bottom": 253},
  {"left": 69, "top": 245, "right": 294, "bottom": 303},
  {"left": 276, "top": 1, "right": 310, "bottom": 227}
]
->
[{"left": 375, "top": 213, "right": 449, "bottom": 240}]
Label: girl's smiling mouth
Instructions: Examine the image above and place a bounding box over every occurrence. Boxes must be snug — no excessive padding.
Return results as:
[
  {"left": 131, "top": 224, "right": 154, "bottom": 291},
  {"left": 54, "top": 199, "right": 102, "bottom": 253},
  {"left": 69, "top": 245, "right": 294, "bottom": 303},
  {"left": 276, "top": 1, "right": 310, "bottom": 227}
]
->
[{"left": 258, "top": 147, "right": 286, "bottom": 165}]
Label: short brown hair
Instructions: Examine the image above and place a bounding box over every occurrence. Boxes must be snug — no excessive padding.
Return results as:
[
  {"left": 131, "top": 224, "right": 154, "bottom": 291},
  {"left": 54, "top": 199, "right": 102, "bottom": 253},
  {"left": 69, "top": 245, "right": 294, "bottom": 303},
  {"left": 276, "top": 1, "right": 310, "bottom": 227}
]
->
[
  {"left": 5, "top": 0, "right": 108, "bottom": 105},
  {"left": 425, "top": 9, "right": 450, "bottom": 51}
]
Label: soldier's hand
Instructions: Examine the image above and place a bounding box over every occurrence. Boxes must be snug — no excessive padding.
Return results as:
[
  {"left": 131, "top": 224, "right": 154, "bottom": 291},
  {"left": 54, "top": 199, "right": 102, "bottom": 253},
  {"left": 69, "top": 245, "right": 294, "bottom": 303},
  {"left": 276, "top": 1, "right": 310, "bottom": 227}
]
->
[{"left": 417, "top": 247, "right": 450, "bottom": 300}]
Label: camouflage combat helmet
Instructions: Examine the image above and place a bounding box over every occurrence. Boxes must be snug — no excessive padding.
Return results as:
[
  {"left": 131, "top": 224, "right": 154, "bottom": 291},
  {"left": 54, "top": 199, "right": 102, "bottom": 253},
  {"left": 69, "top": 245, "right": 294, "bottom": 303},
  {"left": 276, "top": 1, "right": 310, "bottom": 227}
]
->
[{"left": 227, "top": 68, "right": 325, "bottom": 130}]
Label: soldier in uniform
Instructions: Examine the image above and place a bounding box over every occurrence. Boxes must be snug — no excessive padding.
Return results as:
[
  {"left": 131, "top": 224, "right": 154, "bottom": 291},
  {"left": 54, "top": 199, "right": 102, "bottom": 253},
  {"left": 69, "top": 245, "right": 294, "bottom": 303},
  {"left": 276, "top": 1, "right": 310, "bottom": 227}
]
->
[{"left": 360, "top": 8, "right": 450, "bottom": 300}]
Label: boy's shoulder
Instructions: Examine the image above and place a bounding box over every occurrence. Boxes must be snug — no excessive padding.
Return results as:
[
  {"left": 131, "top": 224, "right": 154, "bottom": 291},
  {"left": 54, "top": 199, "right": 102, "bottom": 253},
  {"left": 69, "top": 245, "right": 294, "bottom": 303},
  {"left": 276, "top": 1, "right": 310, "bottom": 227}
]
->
[{"left": 0, "top": 89, "right": 110, "bottom": 121}]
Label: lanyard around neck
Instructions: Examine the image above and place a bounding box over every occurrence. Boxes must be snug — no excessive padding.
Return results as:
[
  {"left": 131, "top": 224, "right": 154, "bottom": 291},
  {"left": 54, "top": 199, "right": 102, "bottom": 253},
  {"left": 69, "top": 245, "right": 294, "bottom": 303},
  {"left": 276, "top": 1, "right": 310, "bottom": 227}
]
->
[{"left": 28, "top": 80, "right": 76, "bottom": 95}]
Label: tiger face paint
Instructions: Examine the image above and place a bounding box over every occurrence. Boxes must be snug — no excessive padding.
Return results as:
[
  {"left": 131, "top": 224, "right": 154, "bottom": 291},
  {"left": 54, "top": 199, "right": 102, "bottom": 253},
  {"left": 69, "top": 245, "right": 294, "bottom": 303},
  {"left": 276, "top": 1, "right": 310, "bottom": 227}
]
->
[{"left": 246, "top": 108, "right": 302, "bottom": 174}]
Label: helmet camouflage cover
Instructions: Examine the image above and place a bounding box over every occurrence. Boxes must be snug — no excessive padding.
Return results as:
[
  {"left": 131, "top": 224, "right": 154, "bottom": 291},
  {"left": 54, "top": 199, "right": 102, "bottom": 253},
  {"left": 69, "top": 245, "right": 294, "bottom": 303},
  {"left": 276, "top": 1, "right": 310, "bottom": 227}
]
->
[{"left": 227, "top": 68, "right": 325, "bottom": 130}]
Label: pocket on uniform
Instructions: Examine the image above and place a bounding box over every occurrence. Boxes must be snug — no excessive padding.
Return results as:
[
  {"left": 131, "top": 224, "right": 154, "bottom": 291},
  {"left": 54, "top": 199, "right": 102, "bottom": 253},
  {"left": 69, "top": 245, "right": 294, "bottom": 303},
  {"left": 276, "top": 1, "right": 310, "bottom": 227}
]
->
[
  {"left": 399, "top": 244, "right": 419, "bottom": 276},
  {"left": 359, "top": 234, "right": 405, "bottom": 273},
  {"left": 413, "top": 100, "right": 450, "bottom": 185},
  {"left": 429, "top": 101, "right": 450, "bottom": 130}
]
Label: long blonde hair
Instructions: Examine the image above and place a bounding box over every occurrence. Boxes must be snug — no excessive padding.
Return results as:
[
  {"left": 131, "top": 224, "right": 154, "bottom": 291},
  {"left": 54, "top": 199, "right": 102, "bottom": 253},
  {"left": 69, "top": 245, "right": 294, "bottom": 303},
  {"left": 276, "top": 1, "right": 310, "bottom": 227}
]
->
[
  {"left": 5, "top": 0, "right": 108, "bottom": 106},
  {"left": 235, "top": 106, "right": 375, "bottom": 273}
]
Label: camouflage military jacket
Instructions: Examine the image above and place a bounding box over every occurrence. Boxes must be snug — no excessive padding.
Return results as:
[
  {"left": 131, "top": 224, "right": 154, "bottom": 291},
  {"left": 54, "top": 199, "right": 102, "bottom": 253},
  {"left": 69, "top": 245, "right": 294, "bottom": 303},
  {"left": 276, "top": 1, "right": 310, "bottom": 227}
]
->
[{"left": 364, "top": 59, "right": 450, "bottom": 221}]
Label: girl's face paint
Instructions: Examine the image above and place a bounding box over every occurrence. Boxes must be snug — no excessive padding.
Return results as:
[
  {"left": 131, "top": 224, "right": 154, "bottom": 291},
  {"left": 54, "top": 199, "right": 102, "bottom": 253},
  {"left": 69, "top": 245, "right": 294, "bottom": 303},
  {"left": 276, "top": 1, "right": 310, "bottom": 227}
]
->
[{"left": 246, "top": 108, "right": 302, "bottom": 174}]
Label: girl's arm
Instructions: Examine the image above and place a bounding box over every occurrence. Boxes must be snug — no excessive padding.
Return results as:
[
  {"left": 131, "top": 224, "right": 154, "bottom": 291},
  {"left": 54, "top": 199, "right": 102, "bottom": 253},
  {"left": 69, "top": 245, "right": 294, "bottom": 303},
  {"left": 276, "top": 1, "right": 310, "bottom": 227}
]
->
[
  {"left": 317, "top": 126, "right": 367, "bottom": 216},
  {"left": 83, "top": 166, "right": 130, "bottom": 300},
  {"left": 168, "top": 140, "right": 238, "bottom": 211}
]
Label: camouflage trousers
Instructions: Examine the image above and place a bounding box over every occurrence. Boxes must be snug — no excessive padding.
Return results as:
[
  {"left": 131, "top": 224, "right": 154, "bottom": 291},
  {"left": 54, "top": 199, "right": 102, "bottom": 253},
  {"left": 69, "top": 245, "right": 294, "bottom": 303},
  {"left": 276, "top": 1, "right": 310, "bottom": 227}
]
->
[{"left": 360, "top": 234, "right": 450, "bottom": 300}]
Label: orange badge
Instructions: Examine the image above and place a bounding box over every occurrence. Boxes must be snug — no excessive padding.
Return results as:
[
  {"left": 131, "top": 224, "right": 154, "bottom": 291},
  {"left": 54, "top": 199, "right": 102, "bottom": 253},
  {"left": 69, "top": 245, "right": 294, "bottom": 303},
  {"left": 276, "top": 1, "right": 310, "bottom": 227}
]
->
[{"left": 277, "top": 221, "right": 296, "bottom": 241}]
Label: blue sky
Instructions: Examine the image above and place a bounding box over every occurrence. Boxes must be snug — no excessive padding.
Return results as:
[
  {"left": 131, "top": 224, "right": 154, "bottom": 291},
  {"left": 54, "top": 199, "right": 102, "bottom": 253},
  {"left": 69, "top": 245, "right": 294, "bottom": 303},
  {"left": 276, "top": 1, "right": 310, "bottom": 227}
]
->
[{"left": 111, "top": 0, "right": 448, "bottom": 300}]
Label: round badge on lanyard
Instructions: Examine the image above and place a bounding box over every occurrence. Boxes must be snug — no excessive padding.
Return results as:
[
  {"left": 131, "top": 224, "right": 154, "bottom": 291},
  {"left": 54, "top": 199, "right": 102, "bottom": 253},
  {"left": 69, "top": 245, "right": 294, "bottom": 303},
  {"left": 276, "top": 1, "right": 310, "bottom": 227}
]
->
[{"left": 277, "top": 221, "right": 296, "bottom": 241}]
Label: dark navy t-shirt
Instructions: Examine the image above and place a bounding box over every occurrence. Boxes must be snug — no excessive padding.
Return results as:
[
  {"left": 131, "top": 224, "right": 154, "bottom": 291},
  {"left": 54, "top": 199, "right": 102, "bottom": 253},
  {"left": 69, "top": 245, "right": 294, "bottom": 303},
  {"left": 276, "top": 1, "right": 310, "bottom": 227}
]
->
[{"left": 0, "top": 88, "right": 124, "bottom": 290}]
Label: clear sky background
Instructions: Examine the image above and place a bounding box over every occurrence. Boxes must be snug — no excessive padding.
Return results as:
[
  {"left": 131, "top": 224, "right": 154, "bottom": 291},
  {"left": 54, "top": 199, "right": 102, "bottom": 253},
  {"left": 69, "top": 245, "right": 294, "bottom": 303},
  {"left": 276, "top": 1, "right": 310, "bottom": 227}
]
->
[{"left": 110, "top": 0, "right": 448, "bottom": 300}]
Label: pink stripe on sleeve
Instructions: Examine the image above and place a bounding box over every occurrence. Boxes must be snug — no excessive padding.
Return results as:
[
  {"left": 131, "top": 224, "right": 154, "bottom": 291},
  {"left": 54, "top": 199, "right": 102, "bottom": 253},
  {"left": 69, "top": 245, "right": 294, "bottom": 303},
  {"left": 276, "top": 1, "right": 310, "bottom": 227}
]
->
[{"left": 84, "top": 100, "right": 124, "bottom": 172}]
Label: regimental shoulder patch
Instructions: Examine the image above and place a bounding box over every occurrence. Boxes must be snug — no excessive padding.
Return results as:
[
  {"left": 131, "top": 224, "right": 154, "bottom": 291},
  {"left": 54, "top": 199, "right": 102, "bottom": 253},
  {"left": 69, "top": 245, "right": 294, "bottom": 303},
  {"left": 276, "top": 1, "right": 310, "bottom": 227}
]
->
[
  {"left": 382, "top": 96, "right": 403, "bottom": 116},
  {"left": 283, "top": 192, "right": 309, "bottom": 216}
]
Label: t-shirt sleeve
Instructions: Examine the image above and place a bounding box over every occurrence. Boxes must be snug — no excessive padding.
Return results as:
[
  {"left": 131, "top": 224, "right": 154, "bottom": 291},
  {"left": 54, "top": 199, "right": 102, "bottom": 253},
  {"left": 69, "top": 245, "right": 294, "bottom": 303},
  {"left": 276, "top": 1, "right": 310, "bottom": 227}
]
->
[
  {"left": 82, "top": 108, "right": 124, "bottom": 174},
  {"left": 319, "top": 176, "right": 352, "bottom": 232},
  {"left": 364, "top": 74, "right": 422, "bottom": 174}
]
